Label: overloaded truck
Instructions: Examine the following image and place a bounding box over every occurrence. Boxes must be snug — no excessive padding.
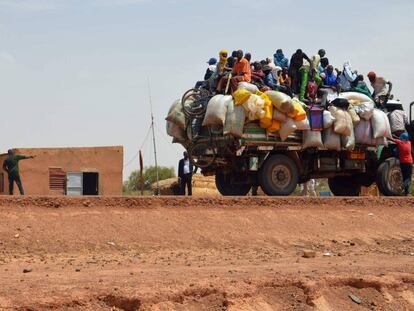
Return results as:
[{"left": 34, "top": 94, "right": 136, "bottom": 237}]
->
[{"left": 166, "top": 86, "right": 414, "bottom": 196}]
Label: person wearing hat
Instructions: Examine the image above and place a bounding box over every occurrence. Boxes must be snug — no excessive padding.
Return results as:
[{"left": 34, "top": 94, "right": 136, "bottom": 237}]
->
[
  {"left": 367, "top": 71, "right": 392, "bottom": 105},
  {"left": 391, "top": 133, "right": 413, "bottom": 196},
  {"left": 204, "top": 58, "right": 217, "bottom": 80},
  {"left": 2, "top": 149, "right": 36, "bottom": 195},
  {"left": 195, "top": 57, "right": 217, "bottom": 90}
]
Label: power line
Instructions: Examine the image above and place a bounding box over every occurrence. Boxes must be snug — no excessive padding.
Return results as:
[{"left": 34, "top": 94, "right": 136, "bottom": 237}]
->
[{"left": 123, "top": 124, "right": 152, "bottom": 168}]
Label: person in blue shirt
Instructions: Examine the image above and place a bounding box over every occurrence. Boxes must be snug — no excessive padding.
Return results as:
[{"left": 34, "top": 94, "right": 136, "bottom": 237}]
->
[
  {"left": 322, "top": 65, "right": 338, "bottom": 88},
  {"left": 273, "top": 49, "right": 289, "bottom": 69},
  {"left": 263, "top": 65, "right": 292, "bottom": 96},
  {"left": 262, "top": 65, "right": 279, "bottom": 90}
]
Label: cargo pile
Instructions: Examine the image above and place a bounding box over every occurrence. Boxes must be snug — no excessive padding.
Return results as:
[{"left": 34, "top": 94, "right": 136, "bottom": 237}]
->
[{"left": 166, "top": 82, "right": 392, "bottom": 151}]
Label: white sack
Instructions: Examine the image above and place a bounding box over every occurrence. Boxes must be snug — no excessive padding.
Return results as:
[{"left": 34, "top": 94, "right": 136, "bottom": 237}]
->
[
  {"left": 166, "top": 121, "right": 186, "bottom": 141},
  {"left": 295, "top": 118, "right": 311, "bottom": 131},
  {"left": 341, "top": 127, "right": 355, "bottom": 150},
  {"left": 323, "top": 127, "right": 341, "bottom": 151},
  {"left": 323, "top": 110, "right": 335, "bottom": 129},
  {"left": 371, "top": 109, "right": 392, "bottom": 139},
  {"left": 273, "top": 109, "right": 287, "bottom": 122},
  {"left": 354, "top": 102, "right": 375, "bottom": 120},
  {"left": 238, "top": 82, "right": 259, "bottom": 93},
  {"left": 339, "top": 92, "right": 373, "bottom": 105},
  {"left": 223, "top": 102, "right": 245, "bottom": 138},
  {"left": 166, "top": 99, "right": 186, "bottom": 129},
  {"left": 202, "top": 95, "right": 231, "bottom": 126},
  {"left": 279, "top": 118, "right": 297, "bottom": 141},
  {"left": 329, "top": 106, "right": 352, "bottom": 136},
  {"left": 302, "top": 130, "right": 324, "bottom": 149}
]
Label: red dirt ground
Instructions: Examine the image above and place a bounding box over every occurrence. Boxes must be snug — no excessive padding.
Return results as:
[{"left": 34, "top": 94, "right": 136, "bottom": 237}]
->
[{"left": 0, "top": 196, "right": 414, "bottom": 310}]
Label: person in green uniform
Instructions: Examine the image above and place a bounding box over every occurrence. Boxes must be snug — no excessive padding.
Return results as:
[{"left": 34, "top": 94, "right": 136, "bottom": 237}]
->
[{"left": 2, "top": 149, "right": 35, "bottom": 195}]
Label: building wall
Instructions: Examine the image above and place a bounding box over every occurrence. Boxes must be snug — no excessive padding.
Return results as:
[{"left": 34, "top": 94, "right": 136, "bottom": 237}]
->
[{"left": 0, "top": 146, "right": 123, "bottom": 195}]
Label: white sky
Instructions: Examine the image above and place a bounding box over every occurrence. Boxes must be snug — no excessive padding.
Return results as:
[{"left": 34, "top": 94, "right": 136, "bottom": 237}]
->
[{"left": 0, "top": 0, "right": 413, "bottom": 179}]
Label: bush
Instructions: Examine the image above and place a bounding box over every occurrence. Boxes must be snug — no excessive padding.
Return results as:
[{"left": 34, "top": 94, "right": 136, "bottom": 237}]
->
[{"left": 124, "top": 166, "right": 175, "bottom": 192}]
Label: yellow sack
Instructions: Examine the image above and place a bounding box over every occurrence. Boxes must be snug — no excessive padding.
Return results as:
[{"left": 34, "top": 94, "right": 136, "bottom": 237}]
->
[
  {"left": 233, "top": 89, "right": 251, "bottom": 106},
  {"left": 288, "top": 99, "right": 307, "bottom": 121},
  {"left": 265, "top": 90, "right": 293, "bottom": 113},
  {"left": 260, "top": 101, "right": 273, "bottom": 129},
  {"left": 268, "top": 119, "right": 281, "bottom": 133}
]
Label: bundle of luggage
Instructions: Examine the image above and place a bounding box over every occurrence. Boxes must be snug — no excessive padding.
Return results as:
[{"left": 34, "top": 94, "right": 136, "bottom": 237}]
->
[{"left": 166, "top": 81, "right": 392, "bottom": 150}]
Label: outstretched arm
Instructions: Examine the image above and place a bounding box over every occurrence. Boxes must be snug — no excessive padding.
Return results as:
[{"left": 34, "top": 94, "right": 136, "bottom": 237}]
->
[{"left": 17, "top": 155, "right": 35, "bottom": 160}]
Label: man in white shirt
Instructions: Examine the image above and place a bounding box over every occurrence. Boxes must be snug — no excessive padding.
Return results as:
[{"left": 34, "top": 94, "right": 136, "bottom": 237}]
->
[
  {"left": 367, "top": 71, "right": 392, "bottom": 106},
  {"left": 178, "top": 151, "right": 195, "bottom": 195}
]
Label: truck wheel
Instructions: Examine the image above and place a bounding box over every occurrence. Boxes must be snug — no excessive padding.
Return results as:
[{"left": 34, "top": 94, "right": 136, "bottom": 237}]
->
[
  {"left": 376, "top": 158, "right": 404, "bottom": 196},
  {"left": 259, "top": 154, "right": 298, "bottom": 196},
  {"left": 215, "top": 173, "right": 251, "bottom": 196},
  {"left": 328, "top": 176, "right": 361, "bottom": 196}
]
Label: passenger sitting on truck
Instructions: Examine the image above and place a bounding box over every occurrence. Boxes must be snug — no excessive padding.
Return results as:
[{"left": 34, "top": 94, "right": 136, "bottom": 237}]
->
[
  {"left": 391, "top": 133, "right": 413, "bottom": 196},
  {"left": 318, "top": 65, "right": 338, "bottom": 107},
  {"left": 251, "top": 62, "right": 265, "bottom": 83},
  {"left": 263, "top": 65, "right": 279, "bottom": 90},
  {"left": 279, "top": 67, "right": 291, "bottom": 87},
  {"left": 318, "top": 57, "right": 329, "bottom": 74},
  {"left": 263, "top": 65, "right": 292, "bottom": 96},
  {"left": 217, "top": 50, "right": 228, "bottom": 75},
  {"left": 351, "top": 75, "right": 372, "bottom": 99},
  {"left": 273, "top": 49, "right": 289, "bottom": 69},
  {"left": 305, "top": 70, "right": 320, "bottom": 104},
  {"left": 388, "top": 105, "right": 409, "bottom": 137},
  {"left": 245, "top": 52, "right": 251, "bottom": 63},
  {"left": 195, "top": 58, "right": 217, "bottom": 89},
  {"left": 310, "top": 49, "right": 326, "bottom": 71},
  {"left": 367, "top": 71, "right": 392, "bottom": 106},
  {"left": 216, "top": 50, "right": 251, "bottom": 94},
  {"left": 322, "top": 65, "right": 338, "bottom": 89}
]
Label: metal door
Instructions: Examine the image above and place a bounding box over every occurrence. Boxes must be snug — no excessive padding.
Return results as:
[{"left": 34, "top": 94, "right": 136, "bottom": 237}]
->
[{"left": 66, "top": 172, "right": 83, "bottom": 196}]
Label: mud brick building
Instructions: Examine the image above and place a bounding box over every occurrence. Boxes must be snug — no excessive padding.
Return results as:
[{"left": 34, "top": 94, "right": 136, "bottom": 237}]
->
[{"left": 0, "top": 146, "right": 123, "bottom": 196}]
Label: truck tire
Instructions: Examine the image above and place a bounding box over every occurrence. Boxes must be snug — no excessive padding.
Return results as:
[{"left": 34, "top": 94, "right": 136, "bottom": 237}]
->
[
  {"left": 328, "top": 176, "right": 361, "bottom": 196},
  {"left": 259, "top": 154, "right": 298, "bottom": 196},
  {"left": 215, "top": 173, "right": 251, "bottom": 196},
  {"left": 376, "top": 158, "right": 404, "bottom": 196}
]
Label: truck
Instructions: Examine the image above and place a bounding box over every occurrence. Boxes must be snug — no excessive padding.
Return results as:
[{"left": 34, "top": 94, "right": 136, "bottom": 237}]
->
[{"left": 174, "top": 88, "right": 414, "bottom": 197}]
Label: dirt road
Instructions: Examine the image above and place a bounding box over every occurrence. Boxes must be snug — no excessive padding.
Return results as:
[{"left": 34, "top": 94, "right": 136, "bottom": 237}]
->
[{"left": 0, "top": 196, "right": 414, "bottom": 310}]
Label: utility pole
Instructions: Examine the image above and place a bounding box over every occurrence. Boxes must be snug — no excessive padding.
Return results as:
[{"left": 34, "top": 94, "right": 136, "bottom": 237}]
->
[
  {"left": 139, "top": 150, "right": 144, "bottom": 195},
  {"left": 148, "top": 78, "right": 160, "bottom": 195}
]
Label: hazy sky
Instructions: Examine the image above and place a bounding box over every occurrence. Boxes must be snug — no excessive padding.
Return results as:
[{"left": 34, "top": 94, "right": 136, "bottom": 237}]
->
[{"left": 1, "top": 0, "right": 413, "bottom": 179}]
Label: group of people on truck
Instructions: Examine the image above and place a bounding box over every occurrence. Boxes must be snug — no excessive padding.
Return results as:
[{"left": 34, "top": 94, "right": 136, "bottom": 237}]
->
[
  {"left": 197, "top": 48, "right": 392, "bottom": 109},
  {"left": 194, "top": 48, "right": 412, "bottom": 196}
]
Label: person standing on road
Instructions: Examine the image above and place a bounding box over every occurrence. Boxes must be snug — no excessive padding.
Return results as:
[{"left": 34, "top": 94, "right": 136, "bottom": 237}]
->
[
  {"left": 301, "top": 179, "right": 317, "bottom": 196},
  {"left": 178, "top": 151, "right": 195, "bottom": 196},
  {"left": 391, "top": 133, "right": 413, "bottom": 196},
  {"left": 2, "top": 149, "right": 35, "bottom": 195}
]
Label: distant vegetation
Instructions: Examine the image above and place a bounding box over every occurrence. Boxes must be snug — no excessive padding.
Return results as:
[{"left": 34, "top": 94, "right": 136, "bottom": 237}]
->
[{"left": 123, "top": 166, "right": 175, "bottom": 194}]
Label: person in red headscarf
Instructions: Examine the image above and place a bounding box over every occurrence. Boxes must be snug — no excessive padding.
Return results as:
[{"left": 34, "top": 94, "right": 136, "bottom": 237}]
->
[{"left": 367, "top": 71, "right": 392, "bottom": 105}]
